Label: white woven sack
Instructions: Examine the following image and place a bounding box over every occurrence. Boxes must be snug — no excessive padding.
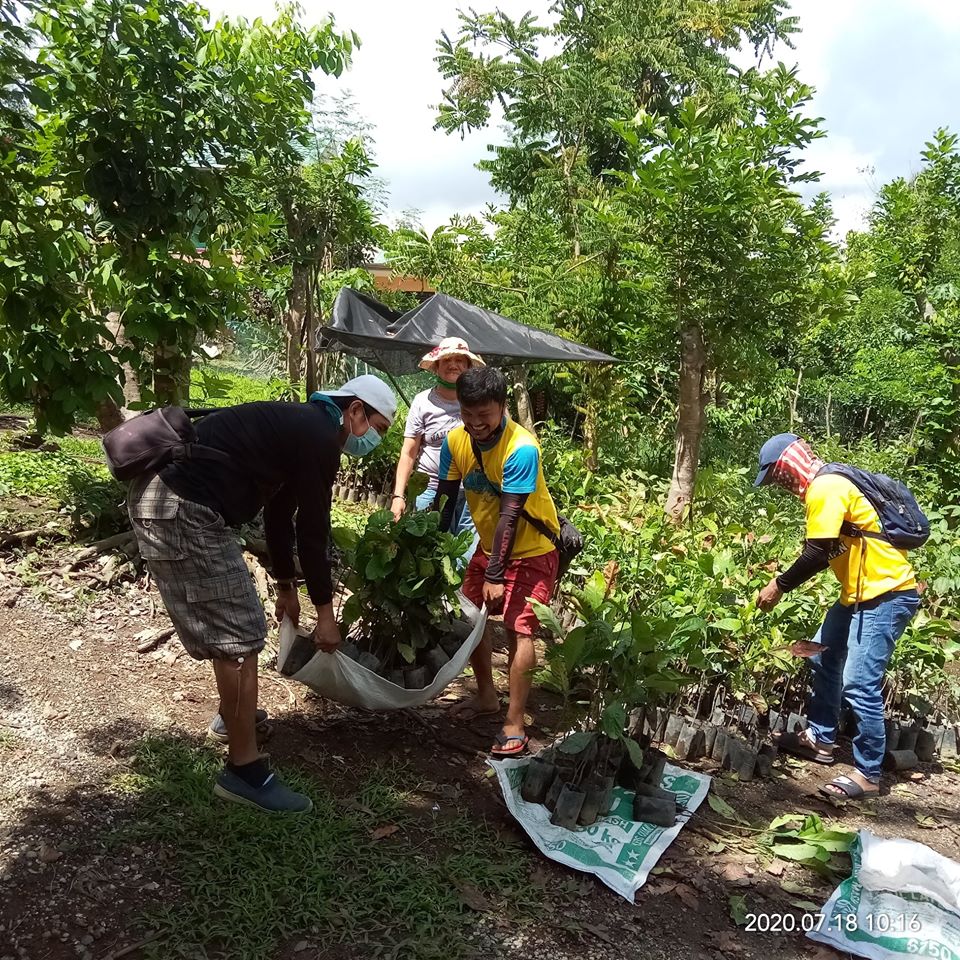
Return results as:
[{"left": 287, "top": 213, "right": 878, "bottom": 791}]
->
[{"left": 277, "top": 594, "right": 487, "bottom": 709}]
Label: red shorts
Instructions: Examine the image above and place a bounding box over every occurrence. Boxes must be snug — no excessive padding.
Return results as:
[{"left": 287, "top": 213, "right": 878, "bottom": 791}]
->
[{"left": 462, "top": 550, "right": 559, "bottom": 636}]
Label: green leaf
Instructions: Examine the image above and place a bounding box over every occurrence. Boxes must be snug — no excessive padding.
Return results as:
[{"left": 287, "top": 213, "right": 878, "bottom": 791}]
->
[
  {"left": 768, "top": 814, "right": 804, "bottom": 831},
  {"left": 530, "top": 599, "right": 564, "bottom": 638},
  {"left": 579, "top": 569, "right": 606, "bottom": 612},
  {"left": 562, "top": 625, "right": 588, "bottom": 671},
  {"left": 770, "top": 841, "right": 824, "bottom": 863},
  {"left": 729, "top": 894, "right": 747, "bottom": 926},
  {"left": 600, "top": 703, "right": 627, "bottom": 738},
  {"left": 397, "top": 642, "right": 416, "bottom": 664},
  {"left": 713, "top": 618, "right": 742, "bottom": 632},
  {"left": 631, "top": 610, "right": 657, "bottom": 652},
  {"left": 557, "top": 731, "right": 595, "bottom": 755},
  {"left": 365, "top": 554, "right": 391, "bottom": 580},
  {"left": 707, "top": 793, "right": 745, "bottom": 823},
  {"left": 625, "top": 738, "right": 645, "bottom": 770}
]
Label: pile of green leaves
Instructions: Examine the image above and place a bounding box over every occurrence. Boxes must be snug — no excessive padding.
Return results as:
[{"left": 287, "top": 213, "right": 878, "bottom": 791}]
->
[
  {"left": 760, "top": 813, "right": 855, "bottom": 879},
  {"left": 335, "top": 509, "right": 472, "bottom": 666}
]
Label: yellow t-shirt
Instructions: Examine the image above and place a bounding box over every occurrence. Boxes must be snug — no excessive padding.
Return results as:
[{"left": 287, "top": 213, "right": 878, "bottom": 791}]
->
[
  {"left": 804, "top": 473, "right": 917, "bottom": 606},
  {"left": 439, "top": 418, "right": 558, "bottom": 559}
]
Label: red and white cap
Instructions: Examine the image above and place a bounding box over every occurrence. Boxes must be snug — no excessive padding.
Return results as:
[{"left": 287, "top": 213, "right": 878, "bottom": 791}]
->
[{"left": 418, "top": 337, "right": 485, "bottom": 372}]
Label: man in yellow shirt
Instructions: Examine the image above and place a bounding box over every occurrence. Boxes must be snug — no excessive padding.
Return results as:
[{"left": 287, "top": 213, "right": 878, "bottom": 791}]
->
[
  {"left": 433, "top": 367, "right": 560, "bottom": 757},
  {"left": 754, "top": 433, "right": 920, "bottom": 801}
]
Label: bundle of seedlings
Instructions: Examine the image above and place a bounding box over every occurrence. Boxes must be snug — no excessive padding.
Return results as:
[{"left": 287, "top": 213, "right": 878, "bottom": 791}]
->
[
  {"left": 523, "top": 572, "right": 696, "bottom": 830},
  {"left": 281, "top": 509, "right": 473, "bottom": 687}
]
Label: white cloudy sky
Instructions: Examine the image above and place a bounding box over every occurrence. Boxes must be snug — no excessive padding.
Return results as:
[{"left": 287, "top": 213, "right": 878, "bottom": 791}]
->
[{"left": 207, "top": 0, "right": 960, "bottom": 238}]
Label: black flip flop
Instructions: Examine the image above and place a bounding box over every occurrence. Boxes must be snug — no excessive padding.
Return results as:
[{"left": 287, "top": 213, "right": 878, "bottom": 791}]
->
[
  {"left": 490, "top": 733, "right": 529, "bottom": 757},
  {"left": 818, "top": 774, "right": 880, "bottom": 801},
  {"left": 773, "top": 730, "right": 835, "bottom": 765}
]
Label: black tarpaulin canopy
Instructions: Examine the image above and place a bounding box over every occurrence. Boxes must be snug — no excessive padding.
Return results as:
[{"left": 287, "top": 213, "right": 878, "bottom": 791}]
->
[{"left": 319, "top": 288, "right": 617, "bottom": 376}]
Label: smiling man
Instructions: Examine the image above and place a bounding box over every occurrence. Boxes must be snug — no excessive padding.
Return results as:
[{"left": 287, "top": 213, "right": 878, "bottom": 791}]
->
[
  {"left": 127, "top": 375, "right": 395, "bottom": 813},
  {"left": 432, "top": 366, "right": 560, "bottom": 756}
]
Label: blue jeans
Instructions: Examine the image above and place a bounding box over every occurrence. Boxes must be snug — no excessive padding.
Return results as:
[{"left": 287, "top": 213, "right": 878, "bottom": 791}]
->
[
  {"left": 807, "top": 589, "right": 920, "bottom": 781},
  {"left": 415, "top": 486, "right": 479, "bottom": 565}
]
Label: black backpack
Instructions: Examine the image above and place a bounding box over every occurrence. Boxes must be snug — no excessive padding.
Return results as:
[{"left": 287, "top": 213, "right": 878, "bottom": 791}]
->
[
  {"left": 102, "top": 407, "right": 232, "bottom": 481},
  {"left": 818, "top": 463, "right": 930, "bottom": 549}
]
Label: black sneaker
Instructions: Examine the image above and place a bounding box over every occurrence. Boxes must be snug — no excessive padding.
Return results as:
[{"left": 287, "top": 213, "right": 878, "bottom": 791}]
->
[{"left": 213, "top": 767, "right": 312, "bottom": 813}]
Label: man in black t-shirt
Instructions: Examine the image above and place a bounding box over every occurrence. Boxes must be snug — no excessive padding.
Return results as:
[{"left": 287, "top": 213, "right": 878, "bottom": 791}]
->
[{"left": 128, "top": 375, "right": 396, "bottom": 813}]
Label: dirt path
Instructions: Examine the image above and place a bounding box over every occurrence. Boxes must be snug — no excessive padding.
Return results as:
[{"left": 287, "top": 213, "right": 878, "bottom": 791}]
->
[{"left": 1, "top": 566, "right": 958, "bottom": 960}]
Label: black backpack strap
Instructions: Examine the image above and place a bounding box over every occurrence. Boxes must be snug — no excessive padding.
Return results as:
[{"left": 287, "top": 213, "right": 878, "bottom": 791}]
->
[
  {"left": 470, "top": 437, "right": 559, "bottom": 547},
  {"left": 179, "top": 406, "right": 234, "bottom": 467},
  {"left": 178, "top": 443, "right": 235, "bottom": 466},
  {"left": 184, "top": 407, "right": 222, "bottom": 419}
]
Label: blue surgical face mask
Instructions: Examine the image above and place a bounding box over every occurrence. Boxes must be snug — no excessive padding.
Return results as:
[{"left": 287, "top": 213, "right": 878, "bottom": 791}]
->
[{"left": 343, "top": 410, "right": 383, "bottom": 458}]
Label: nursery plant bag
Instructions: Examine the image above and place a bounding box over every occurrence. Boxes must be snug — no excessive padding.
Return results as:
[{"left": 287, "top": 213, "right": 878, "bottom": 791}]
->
[{"left": 276, "top": 595, "right": 487, "bottom": 709}]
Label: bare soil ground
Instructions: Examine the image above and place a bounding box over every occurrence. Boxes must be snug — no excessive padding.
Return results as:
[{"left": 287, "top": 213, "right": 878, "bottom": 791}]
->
[{"left": 0, "top": 546, "right": 958, "bottom": 960}]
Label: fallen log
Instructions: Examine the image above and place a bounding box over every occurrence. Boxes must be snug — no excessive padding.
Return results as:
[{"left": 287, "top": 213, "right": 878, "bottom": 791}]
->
[
  {"left": 0, "top": 526, "right": 68, "bottom": 550},
  {"left": 66, "top": 530, "right": 135, "bottom": 570},
  {"left": 135, "top": 627, "right": 176, "bottom": 654}
]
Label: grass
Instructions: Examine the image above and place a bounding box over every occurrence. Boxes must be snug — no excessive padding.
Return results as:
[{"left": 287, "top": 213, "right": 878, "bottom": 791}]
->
[
  {"left": 0, "top": 433, "right": 125, "bottom": 535},
  {"left": 191, "top": 365, "right": 295, "bottom": 407},
  {"left": 111, "top": 738, "right": 534, "bottom": 960}
]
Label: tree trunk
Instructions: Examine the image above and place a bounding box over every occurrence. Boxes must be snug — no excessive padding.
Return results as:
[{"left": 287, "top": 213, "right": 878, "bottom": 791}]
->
[
  {"left": 511, "top": 365, "right": 537, "bottom": 436},
  {"left": 664, "top": 321, "right": 707, "bottom": 521},
  {"left": 582, "top": 400, "right": 598, "bottom": 472},
  {"left": 304, "top": 267, "right": 318, "bottom": 397},
  {"left": 94, "top": 311, "right": 141, "bottom": 430},
  {"left": 285, "top": 261, "right": 309, "bottom": 397},
  {"left": 788, "top": 368, "right": 803, "bottom": 432},
  {"left": 95, "top": 397, "right": 124, "bottom": 432},
  {"left": 105, "top": 311, "right": 142, "bottom": 409},
  {"left": 153, "top": 328, "right": 194, "bottom": 407}
]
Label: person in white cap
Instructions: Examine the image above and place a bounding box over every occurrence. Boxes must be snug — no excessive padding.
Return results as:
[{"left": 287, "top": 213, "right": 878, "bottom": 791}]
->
[
  {"left": 127, "top": 374, "right": 396, "bottom": 814},
  {"left": 390, "top": 338, "right": 482, "bottom": 559}
]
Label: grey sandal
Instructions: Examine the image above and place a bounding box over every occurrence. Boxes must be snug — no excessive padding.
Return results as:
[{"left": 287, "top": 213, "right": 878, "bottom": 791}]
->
[
  {"left": 819, "top": 774, "right": 880, "bottom": 801},
  {"left": 773, "top": 730, "right": 835, "bottom": 765}
]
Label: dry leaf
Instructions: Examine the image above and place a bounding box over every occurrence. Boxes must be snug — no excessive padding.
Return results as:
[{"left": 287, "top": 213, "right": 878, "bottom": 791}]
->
[
  {"left": 68, "top": 638, "right": 83, "bottom": 651},
  {"left": 707, "top": 931, "right": 744, "bottom": 955},
  {"left": 529, "top": 867, "right": 552, "bottom": 889},
  {"left": 673, "top": 882, "right": 700, "bottom": 910},
  {"left": 647, "top": 880, "right": 678, "bottom": 896},
  {"left": 721, "top": 861, "right": 749, "bottom": 884},
  {"left": 765, "top": 859, "right": 787, "bottom": 877},
  {"left": 370, "top": 824, "right": 399, "bottom": 841},
  {"left": 582, "top": 922, "right": 616, "bottom": 945},
  {"left": 454, "top": 882, "right": 491, "bottom": 912},
  {"left": 38, "top": 843, "right": 62, "bottom": 863},
  {"left": 789, "top": 639, "right": 825, "bottom": 658}
]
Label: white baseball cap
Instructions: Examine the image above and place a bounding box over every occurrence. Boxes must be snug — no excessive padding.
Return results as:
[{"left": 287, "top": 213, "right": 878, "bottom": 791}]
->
[{"left": 322, "top": 374, "right": 397, "bottom": 425}]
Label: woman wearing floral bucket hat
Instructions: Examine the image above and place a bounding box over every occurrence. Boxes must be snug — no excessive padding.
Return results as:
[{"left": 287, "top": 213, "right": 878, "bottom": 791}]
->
[{"left": 391, "top": 338, "right": 483, "bottom": 561}]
